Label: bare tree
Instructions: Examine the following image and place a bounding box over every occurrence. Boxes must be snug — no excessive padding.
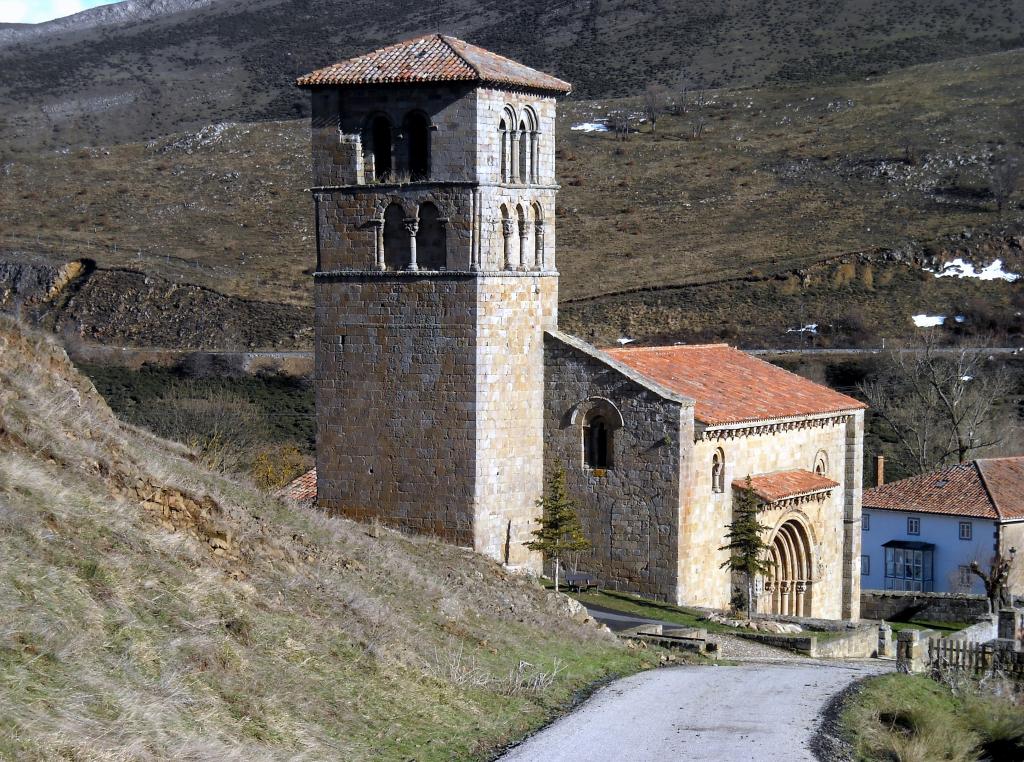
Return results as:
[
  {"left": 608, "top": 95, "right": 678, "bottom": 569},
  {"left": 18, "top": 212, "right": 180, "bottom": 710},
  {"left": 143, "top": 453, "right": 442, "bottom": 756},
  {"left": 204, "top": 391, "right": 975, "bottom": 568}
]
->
[
  {"left": 607, "top": 111, "right": 633, "bottom": 142},
  {"left": 970, "top": 548, "right": 1016, "bottom": 614},
  {"left": 859, "top": 337, "right": 1012, "bottom": 475},
  {"left": 642, "top": 84, "right": 669, "bottom": 134}
]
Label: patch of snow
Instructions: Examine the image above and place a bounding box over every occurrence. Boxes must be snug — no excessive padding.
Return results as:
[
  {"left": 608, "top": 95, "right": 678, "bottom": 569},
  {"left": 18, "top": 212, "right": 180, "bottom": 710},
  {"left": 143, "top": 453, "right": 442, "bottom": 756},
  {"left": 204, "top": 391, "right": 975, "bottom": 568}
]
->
[
  {"left": 960, "top": 375, "right": 974, "bottom": 382},
  {"left": 787, "top": 323, "right": 818, "bottom": 334},
  {"left": 954, "top": 315, "right": 967, "bottom": 323},
  {"left": 617, "top": 337, "right": 636, "bottom": 345},
  {"left": 912, "top": 314, "right": 946, "bottom": 328},
  {"left": 571, "top": 122, "right": 609, "bottom": 133},
  {"left": 926, "top": 258, "right": 1021, "bottom": 282}
]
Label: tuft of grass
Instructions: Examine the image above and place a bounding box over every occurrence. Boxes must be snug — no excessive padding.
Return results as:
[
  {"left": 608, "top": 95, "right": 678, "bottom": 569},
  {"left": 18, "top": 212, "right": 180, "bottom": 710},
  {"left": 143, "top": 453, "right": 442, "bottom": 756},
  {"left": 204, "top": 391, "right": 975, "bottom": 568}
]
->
[
  {"left": 841, "top": 673, "right": 1024, "bottom": 762},
  {"left": 0, "top": 316, "right": 658, "bottom": 760}
]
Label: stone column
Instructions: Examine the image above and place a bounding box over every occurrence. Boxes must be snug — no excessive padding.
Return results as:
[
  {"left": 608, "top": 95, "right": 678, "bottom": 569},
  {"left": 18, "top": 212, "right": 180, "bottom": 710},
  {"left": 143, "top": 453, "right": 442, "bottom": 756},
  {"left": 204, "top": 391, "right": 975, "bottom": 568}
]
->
[
  {"left": 896, "top": 629, "right": 925, "bottom": 673},
  {"left": 534, "top": 220, "right": 544, "bottom": 270},
  {"left": 530, "top": 131, "right": 539, "bottom": 183},
  {"left": 404, "top": 218, "right": 419, "bottom": 271},
  {"left": 373, "top": 218, "right": 385, "bottom": 270},
  {"left": 502, "top": 219, "right": 515, "bottom": 270},
  {"left": 510, "top": 131, "right": 520, "bottom": 183},
  {"left": 796, "top": 581, "right": 808, "bottom": 617},
  {"left": 518, "top": 221, "right": 528, "bottom": 270}
]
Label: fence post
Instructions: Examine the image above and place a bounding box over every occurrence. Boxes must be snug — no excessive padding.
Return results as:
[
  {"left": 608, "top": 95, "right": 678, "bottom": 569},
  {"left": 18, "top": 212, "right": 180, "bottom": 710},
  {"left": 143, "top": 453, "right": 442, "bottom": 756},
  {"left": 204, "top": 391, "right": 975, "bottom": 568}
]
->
[{"left": 897, "top": 630, "right": 925, "bottom": 673}]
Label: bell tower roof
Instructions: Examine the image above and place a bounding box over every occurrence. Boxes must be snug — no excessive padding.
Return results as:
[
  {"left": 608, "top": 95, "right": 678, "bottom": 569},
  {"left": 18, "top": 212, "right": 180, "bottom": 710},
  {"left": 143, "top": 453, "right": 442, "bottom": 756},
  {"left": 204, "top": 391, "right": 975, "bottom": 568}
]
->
[{"left": 296, "top": 33, "right": 571, "bottom": 94}]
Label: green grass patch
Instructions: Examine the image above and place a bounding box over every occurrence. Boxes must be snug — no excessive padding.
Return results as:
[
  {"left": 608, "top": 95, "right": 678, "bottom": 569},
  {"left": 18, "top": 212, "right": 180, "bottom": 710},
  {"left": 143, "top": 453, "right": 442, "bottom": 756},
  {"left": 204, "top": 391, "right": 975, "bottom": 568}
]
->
[
  {"left": 841, "top": 673, "right": 1024, "bottom": 762},
  {"left": 888, "top": 619, "right": 972, "bottom": 635}
]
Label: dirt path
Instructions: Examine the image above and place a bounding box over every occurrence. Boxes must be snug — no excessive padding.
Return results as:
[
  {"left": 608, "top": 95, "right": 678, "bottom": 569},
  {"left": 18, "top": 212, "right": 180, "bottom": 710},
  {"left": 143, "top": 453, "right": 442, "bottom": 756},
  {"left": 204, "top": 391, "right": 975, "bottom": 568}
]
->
[{"left": 499, "top": 660, "right": 889, "bottom": 761}]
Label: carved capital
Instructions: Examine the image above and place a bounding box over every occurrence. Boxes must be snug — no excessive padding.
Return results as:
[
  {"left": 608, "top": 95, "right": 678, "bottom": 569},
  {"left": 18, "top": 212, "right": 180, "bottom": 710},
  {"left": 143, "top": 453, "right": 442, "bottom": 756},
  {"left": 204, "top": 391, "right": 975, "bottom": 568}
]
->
[
  {"left": 403, "top": 218, "right": 419, "bottom": 236},
  {"left": 502, "top": 219, "right": 516, "bottom": 237}
]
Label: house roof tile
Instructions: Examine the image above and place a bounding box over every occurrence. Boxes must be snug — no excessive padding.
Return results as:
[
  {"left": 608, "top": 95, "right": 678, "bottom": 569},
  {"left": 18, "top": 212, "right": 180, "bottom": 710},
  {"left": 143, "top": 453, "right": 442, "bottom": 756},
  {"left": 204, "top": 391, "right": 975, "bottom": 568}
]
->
[
  {"left": 735, "top": 469, "right": 839, "bottom": 503},
  {"left": 296, "top": 34, "right": 571, "bottom": 93},
  {"left": 278, "top": 468, "right": 317, "bottom": 504},
  {"left": 861, "top": 457, "right": 1024, "bottom": 520},
  {"left": 604, "top": 344, "right": 865, "bottom": 426}
]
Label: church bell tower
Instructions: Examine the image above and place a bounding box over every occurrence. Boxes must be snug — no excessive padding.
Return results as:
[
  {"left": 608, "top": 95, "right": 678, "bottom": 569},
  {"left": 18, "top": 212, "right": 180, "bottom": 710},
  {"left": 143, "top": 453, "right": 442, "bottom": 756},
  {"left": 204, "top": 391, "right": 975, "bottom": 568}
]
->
[{"left": 297, "top": 35, "right": 570, "bottom": 566}]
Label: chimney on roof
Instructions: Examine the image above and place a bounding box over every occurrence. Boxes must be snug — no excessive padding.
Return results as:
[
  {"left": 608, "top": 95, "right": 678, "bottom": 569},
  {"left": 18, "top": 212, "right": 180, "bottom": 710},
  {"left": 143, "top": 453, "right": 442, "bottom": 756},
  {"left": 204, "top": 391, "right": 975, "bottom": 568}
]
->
[{"left": 875, "top": 455, "right": 885, "bottom": 486}]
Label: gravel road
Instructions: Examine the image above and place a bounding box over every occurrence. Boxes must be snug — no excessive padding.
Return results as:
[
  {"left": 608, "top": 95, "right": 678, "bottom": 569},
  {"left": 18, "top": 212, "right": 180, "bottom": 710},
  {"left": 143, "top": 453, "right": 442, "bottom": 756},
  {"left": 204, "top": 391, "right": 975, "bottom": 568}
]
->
[{"left": 499, "top": 660, "right": 889, "bottom": 762}]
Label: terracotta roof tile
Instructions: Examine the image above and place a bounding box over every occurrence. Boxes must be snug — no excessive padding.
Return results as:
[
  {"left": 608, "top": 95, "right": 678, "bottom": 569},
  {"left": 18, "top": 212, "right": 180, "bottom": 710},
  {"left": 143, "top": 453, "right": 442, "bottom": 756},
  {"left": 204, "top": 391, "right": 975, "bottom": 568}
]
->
[
  {"left": 604, "top": 344, "right": 865, "bottom": 426},
  {"left": 977, "top": 457, "right": 1024, "bottom": 520},
  {"left": 278, "top": 468, "right": 317, "bottom": 504},
  {"left": 297, "top": 34, "right": 571, "bottom": 93},
  {"left": 862, "top": 462, "right": 1000, "bottom": 519},
  {"left": 734, "top": 470, "right": 839, "bottom": 503}
]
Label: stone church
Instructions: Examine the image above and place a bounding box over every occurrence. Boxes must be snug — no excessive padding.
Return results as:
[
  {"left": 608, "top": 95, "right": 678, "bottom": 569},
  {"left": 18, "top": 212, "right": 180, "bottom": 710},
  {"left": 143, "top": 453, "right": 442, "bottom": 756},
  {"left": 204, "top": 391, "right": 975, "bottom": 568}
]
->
[{"left": 295, "top": 34, "right": 866, "bottom": 620}]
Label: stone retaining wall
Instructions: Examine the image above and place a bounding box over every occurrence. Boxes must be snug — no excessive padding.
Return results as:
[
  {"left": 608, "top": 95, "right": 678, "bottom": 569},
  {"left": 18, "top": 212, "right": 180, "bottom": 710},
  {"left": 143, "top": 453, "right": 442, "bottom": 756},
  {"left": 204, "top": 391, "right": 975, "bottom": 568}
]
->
[{"left": 861, "top": 590, "right": 989, "bottom": 623}]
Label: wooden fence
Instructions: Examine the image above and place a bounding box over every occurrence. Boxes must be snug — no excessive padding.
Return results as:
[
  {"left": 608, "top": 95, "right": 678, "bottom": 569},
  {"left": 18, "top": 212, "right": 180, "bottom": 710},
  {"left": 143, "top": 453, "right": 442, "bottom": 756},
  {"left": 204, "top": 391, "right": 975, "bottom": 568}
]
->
[{"left": 926, "top": 638, "right": 1024, "bottom": 676}]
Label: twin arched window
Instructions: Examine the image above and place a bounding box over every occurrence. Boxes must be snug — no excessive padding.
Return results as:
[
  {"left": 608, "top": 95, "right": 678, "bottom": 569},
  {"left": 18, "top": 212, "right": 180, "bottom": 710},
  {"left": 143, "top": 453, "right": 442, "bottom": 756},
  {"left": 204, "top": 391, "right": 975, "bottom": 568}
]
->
[
  {"left": 813, "top": 451, "right": 829, "bottom": 476},
  {"left": 498, "top": 105, "right": 539, "bottom": 184},
  {"left": 711, "top": 448, "right": 726, "bottom": 493},
  {"left": 500, "top": 202, "right": 545, "bottom": 270},
  {"left": 363, "top": 111, "right": 431, "bottom": 183},
  {"left": 381, "top": 201, "right": 446, "bottom": 270}
]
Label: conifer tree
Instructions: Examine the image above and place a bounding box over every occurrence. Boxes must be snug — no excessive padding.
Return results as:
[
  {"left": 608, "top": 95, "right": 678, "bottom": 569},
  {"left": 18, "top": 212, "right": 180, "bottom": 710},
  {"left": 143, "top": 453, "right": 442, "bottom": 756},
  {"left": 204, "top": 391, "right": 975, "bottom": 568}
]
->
[
  {"left": 526, "top": 463, "right": 590, "bottom": 592},
  {"left": 719, "top": 476, "right": 772, "bottom": 619}
]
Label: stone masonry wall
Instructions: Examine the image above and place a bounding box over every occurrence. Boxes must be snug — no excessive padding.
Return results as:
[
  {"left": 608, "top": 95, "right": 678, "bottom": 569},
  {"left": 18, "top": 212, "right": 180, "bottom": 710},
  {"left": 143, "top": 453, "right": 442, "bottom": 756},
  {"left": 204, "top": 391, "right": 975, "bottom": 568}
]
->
[
  {"left": 544, "top": 333, "right": 687, "bottom": 600},
  {"left": 860, "top": 590, "right": 990, "bottom": 622},
  {"left": 474, "top": 275, "right": 558, "bottom": 567},
  {"left": 682, "top": 419, "right": 857, "bottom": 619},
  {"left": 314, "top": 273, "right": 478, "bottom": 545}
]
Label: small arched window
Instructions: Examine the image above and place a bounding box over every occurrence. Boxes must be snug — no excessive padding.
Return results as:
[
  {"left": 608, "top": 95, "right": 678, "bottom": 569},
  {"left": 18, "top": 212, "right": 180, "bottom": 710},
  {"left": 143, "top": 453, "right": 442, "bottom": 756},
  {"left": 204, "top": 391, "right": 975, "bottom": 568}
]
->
[
  {"left": 382, "top": 203, "right": 408, "bottom": 270},
  {"left": 813, "top": 450, "right": 829, "bottom": 476},
  {"left": 712, "top": 448, "right": 726, "bottom": 493},
  {"left": 498, "top": 118, "right": 509, "bottom": 182},
  {"left": 366, "top": 115, "right": 393, "bottom": 182},
  {"left": 405, "top": 111, "right": 430, "bottom": 181},
  {"left": 518, "top": 119, "right": 530, "bottom": 183},
  {"left": 583, "top": 413, "right": 612, "bottom": 469},
  {"left": 416, "top": 202, "right": 446, "bottom": 270}
]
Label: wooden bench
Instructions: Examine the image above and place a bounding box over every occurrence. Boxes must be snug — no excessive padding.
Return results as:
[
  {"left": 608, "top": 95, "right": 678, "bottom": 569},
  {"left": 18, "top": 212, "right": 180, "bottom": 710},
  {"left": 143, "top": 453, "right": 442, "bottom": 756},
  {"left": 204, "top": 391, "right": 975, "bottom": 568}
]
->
[{"left": 564, "top": 572, "right": 599, "bottom": 592}]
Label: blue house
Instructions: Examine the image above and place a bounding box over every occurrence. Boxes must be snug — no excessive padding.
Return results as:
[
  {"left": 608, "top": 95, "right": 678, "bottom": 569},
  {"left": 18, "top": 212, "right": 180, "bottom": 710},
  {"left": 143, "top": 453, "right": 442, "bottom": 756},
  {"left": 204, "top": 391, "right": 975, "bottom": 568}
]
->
[{"left": 861, "top": 457, "right": 1024, "bottom": 596}]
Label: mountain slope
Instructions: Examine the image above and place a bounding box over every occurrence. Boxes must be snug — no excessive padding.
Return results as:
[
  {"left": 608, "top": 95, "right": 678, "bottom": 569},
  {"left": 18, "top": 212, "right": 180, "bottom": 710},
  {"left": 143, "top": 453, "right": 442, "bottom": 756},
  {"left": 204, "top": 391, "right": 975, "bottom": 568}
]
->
[
  {"left": 0, "top": 316, "right": 641, "bottom": 760},
  {"left": 2, "top": 0, "right": 1024, "bottom": 150}
]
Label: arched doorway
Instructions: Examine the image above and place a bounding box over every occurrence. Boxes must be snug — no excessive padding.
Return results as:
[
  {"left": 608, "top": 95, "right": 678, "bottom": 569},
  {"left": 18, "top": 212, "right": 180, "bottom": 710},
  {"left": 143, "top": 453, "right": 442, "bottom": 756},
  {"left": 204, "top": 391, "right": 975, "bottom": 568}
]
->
[{"left": 765, "top": 519, "right": 814, "bottom": 617}]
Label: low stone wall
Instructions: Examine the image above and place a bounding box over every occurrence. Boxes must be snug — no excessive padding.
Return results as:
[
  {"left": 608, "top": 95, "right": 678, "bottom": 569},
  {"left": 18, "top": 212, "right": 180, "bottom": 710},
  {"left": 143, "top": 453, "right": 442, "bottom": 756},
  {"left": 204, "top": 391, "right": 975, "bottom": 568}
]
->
[
  {"left": 813, "top": 624, "right": 877, "bottom": 658},
  {"left": 861, "top": 590, "right": 989, "bottom": 623},
  {"left": 949, "top": 615, "right": 997, "bottom": 643},
  {"left": 735, "top": 632, "right": 815, "bottom": 655}
]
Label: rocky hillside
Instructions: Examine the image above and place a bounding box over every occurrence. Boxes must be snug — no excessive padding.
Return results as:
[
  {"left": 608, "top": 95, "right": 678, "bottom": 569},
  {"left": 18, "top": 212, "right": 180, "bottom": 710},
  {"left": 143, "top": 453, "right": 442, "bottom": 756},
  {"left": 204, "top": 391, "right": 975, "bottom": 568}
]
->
[
  {"left": 2, "top": 49, "right": 1021, "bottom": 349},
  {"left": 0, "top": 316, "right": 642, "bottom": 760},
  {"left": 2, "top": 0, "right": 1023, "bottom": 150}
]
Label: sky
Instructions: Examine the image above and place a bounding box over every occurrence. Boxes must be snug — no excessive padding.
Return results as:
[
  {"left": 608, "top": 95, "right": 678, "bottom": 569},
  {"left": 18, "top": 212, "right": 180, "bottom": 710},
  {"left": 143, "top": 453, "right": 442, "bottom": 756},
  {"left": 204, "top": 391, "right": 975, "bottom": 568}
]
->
[{"left": 0, "top": 0, "right": 115, "bottom": 24}]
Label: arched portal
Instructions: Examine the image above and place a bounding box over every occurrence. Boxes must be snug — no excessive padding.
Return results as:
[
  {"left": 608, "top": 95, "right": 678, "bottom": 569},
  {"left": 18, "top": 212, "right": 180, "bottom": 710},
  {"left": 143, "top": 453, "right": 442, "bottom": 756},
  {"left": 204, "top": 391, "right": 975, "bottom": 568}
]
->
[{"left": 765, "top": 519, "right": 814, "bottom": 617}]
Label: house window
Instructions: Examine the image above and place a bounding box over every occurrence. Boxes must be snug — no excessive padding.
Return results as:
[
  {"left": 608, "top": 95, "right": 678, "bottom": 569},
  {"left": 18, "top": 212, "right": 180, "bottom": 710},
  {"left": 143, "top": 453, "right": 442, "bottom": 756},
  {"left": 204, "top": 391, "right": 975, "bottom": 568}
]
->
[
  {"left": 711, "top": 448, "right": 725, "bottom": 493},
  {"left": 861, "top": 555, "right": 870, "bottom": 575},
  {"left": 583, "top": 413, "right": 611, "bottom": 469},
  {"left": 907, "top": 517, "right": 920, "bottom": 536},
  {"left": 862, "top": 513, "right": 870, "bottom": 531},
  {"left": 959, "top": 521, "right": 972, "bottom": 541},
  {"left": 884, "top": 545, "right": 934, "bottom": 592}
]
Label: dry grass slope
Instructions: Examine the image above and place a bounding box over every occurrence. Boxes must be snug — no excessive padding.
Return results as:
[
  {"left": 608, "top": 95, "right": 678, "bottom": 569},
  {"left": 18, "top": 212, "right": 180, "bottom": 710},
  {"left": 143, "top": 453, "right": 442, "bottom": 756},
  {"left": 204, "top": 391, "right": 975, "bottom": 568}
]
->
[{"left": 0, "top": 316, "right": 649, "bottom": 760}]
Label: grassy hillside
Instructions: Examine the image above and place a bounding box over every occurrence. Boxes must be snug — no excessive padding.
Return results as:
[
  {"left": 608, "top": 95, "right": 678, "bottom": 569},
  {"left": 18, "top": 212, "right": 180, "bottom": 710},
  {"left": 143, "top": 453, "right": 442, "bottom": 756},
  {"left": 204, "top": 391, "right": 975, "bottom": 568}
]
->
[
  {"left": 2, "top": 49, "right": 1022, "bottom": 348},
  {"left": 0, "top": 316, "right": 652, "bottom": 760},
  {"left": 2, "top": 0, "right": 1023, "bottom": 151}
]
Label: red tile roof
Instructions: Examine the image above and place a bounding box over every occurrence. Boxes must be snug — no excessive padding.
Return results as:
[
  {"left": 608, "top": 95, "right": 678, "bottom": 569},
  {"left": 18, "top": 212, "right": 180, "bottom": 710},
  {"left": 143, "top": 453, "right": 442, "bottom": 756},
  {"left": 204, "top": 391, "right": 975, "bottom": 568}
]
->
[
  {"left": 863, "top": 457, "right": 1024, "bottom": 520},
  {"left": 977, "top": 457, "right": 1024, "bottom": 520},
  {"left": 297, "top": 34, "right": 571, "bottom": 93},
  {"left": 604, "top": 344, "right": 865, "bottom": 426},
  {"left": 734, "top": 470, "right": 839, "bottom": 503},
  {"left": 278, "top": 468, "right": 317, "bottom": 504}
]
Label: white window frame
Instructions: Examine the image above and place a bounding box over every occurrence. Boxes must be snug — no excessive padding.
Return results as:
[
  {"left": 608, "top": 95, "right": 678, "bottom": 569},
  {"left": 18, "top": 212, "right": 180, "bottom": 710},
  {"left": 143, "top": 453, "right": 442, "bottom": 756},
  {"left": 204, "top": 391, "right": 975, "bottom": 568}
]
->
[
  {"left": 861, "top": 555, "right": 870, "bottom": 575},
  {"left": 907, "top": 516, "right": 920, "bottom": 536},
  {"left": 958, "top": 521, "right": 972, "bottom": 541},
  {"left": 862, "top": 513, "right": 870, "bottom": 531}
]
